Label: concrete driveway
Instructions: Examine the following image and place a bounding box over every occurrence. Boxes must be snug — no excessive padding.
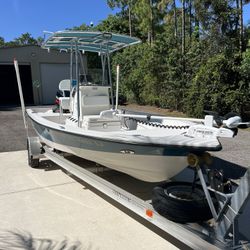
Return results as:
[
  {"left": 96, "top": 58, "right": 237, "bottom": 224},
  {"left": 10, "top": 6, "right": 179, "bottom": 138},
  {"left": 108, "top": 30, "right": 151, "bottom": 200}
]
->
[{"left": 0, "top": 150, "right": 178, "bottom": 250}]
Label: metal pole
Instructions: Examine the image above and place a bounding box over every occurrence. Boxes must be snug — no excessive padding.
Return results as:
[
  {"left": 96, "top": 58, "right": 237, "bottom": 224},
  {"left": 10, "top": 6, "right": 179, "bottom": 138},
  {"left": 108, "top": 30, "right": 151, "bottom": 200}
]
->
[
  {"left": 78, "top": 51, "right": 87, "bottom": 83},
  {"left": 115, "top": 65, "right": 120, "bottom": 110},
  {"left": 197, "top": 167, "right": 218, "bottom": 220},
  {"left": 101, "top": 54, "right": 106, "bottom": 86},
  {"left": 116, "top": 113, "right": 204, "bottom": 123},
  {"left": 70, "top": 45, "right": 73, "bottom": 88},
  {"left": 70, "top": 46, "right": 73, "bottom": 113},
  {"left": 14, "top": 59, "right": 27, "bottom": 130},
  {"left": 107, "top": 52, "right": 114, "bottom": 109},
  {"left": 75, "top": 41, "right": 80, "bottom": 127}
]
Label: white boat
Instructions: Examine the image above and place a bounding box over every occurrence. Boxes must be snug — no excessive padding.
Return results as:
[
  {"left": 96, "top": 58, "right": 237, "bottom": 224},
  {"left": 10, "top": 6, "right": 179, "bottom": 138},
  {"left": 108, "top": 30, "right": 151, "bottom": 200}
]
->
[{"left": 26, "top": 30, "right": 245, "bottom": 182}]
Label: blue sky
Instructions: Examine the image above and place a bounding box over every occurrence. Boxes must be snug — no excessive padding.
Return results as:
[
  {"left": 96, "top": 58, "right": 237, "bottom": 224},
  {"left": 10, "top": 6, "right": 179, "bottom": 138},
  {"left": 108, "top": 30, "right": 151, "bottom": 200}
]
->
[
  {"left": 0, "top": 0, "right": 250, "bottom": 42},
  {"left": 0, "top": 0, "right": 117, "bottom": 41}
]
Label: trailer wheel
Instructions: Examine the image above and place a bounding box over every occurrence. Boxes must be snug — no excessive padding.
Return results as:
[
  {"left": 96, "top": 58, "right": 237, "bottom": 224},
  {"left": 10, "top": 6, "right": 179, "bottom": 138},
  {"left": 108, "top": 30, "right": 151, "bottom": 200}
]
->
[
  {"left": 152, "top": 182, "right": 217, "bottom": 223},
  {"left": 27, "top": 138, "right": 39, "bottom": 168}
]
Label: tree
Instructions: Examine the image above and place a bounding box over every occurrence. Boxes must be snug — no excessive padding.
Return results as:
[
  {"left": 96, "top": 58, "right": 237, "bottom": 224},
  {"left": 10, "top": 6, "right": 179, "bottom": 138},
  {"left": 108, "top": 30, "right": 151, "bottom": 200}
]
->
[
  {"left": 36, "top": 36, "right": 44, "bottom": 46},
  {"left": 107, "top": 0, "right": 136, "bottom": 36},
  {"left": 2, "top": 33, "right": 44, "bottom": 47},
  {"left": 133, "top": 0, "right": 163, "bottom": 44},
  {"left": 96, "top": 14, "right": 130, "bottom": 34},
  {"left": 101, "top": 0, "right": 250, "bottom": 116},
  {"left": 134, "top": 0, "right": 153, "bottom": 44},
  {"left": 0, "top": 37, "right": 4, "bottom": 47},
  {"left": 72, "top": 23, "right": 90, "bottom": 31},
  {"left": 185, "top": 53, "right": 246, "bottom": 117},
  {"left": 157, "top": 0, "right": 178, "bottom": 38},
  {"left": 188, "top": 0, "right": 192, "bottom": 40},
  {"left": 181, "top": 0, "right": 186, "bottom": 55},
  {"left": 238, "top": 0, "right": 250, "bottom": 52},
  {"left": 111, "top": 43, "right": 160, "bottom": 103},
  {"left": 14, "top": 32, "right": 37, "bottom": 45}
]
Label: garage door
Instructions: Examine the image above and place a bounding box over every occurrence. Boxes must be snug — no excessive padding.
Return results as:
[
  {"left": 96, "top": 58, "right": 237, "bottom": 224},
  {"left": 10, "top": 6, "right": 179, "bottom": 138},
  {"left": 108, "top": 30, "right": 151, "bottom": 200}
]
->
[
  {"left": 0, "top": 64, "right": 34, "bottom": 106},
  {"left": 40, "top": 63, "right": 70, "bottom": 104}
]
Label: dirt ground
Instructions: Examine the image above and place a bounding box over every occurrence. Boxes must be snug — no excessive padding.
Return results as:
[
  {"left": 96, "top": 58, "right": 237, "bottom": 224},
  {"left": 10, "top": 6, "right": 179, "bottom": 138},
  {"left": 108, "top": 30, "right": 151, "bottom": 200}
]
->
[{"left": 121, "top": 103, "right": 186, "bottom": 117}]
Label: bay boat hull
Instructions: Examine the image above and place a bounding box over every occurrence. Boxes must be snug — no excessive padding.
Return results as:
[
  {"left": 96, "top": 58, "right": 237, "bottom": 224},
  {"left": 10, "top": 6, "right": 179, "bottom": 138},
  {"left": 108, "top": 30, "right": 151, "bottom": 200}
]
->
[
  {"left": 41, "top": 136, "right": 188, "bottom": 182},
  {"left": 28, "top": 109, "right": 221, "bottom": 182}
]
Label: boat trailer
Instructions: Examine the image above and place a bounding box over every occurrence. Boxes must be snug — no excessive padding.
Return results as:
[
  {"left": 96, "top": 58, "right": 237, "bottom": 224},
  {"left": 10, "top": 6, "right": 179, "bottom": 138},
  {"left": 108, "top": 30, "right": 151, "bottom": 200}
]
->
[{"left": 27, "top": 136, "right": 249, "bottom": 249}]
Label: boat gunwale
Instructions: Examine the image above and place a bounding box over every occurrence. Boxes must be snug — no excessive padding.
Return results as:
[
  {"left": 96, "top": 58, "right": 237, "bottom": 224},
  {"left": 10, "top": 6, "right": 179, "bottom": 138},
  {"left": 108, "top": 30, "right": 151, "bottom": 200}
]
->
[{"left": 27, "top": 109, "right": 222, "bottom": 153}]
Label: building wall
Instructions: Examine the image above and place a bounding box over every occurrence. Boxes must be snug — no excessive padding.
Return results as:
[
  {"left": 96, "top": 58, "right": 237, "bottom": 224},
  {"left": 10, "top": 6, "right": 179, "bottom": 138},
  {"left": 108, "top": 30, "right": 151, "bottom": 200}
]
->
[{"left": 0, "top": 45, "right": 87, "bottom": 104}]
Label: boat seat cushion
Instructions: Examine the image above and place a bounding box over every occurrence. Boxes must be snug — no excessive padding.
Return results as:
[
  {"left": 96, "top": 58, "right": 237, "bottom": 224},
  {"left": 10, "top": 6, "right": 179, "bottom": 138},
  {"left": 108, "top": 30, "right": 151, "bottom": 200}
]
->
[
  {"left": 82, "top": 115, "right": 121, "bottom": 131},
  {"left": 81, "top": 95, "right": 110, "bottom": 115},
  {"left": 82, "top": 95, "right": 109, "bottom": 105}
]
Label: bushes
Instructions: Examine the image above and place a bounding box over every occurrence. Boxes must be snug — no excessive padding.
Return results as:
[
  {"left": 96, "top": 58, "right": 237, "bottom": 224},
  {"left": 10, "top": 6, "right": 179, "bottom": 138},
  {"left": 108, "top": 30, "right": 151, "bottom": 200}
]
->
[
  {"left": 111, "top": 38, "right": 250, "bottom": 118},
  {"left": 185, "top": 53, "right": 250, "bottom": 117},
  {"left": 112, "top": 43, "right": 158, "bottom": 104}
]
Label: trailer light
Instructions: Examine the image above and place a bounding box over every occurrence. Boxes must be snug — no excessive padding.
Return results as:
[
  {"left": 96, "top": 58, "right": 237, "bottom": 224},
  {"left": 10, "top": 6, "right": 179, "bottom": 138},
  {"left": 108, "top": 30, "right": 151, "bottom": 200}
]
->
[
  {"left": 187, "top": 153, "right": 199, "bottom": 167},
  {"left": 146, "top": 209, "right": 153, "bottom": 218}
]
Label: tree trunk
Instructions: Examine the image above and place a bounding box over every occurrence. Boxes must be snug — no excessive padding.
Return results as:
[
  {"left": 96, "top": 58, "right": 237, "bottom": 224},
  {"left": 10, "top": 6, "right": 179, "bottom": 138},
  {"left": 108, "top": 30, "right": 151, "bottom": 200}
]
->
[
  {"left": 239, "top": 0, "right": 243, "bottom": 52},
  {"left": 181, "top": 0, "right": 186, "bottom": 105},
  {"left": 236, "top": 0, "right": 239, "bottom": 31},
  {"left": 149, "top": 0, "right": 153, "bottom": 45},
  {"left": 194, "top": 17, "right": 199, "bottom": 39},
  {"left": 173, "top": 0, "right": 178, "bottom": 38},
  {"left": 182, "top": 0, "right": 186, "bottom": 55},
  {"left": 189, "top": 0, "right": 192, "bottom": 41},
  {"left": 128, "top": 2, "right": 132, "bottom": 36}
]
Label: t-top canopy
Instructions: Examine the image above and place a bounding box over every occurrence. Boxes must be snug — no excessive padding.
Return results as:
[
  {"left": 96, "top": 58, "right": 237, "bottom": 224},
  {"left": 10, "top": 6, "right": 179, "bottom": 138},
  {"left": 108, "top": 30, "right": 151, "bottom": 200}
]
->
[{"left": 42, "top": 30, "right": 141, "bottom": 54}]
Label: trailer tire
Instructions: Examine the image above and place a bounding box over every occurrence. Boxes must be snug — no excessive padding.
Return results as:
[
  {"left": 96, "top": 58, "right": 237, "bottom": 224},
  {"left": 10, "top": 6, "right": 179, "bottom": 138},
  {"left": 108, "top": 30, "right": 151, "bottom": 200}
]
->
[
  {"left": 152, "top": 182, "right": 217, "bottom": 223},
  {"left": 27, "top": 139, "right": 39, "bottom": 168}
]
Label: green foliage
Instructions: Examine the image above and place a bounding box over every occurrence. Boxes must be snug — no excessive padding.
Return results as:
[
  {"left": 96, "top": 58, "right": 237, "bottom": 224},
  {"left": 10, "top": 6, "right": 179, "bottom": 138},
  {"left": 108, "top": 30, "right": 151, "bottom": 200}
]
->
[
  {"left": 0, "top": 37, "right": 4, "bottom": 47},
  {"left": 13, "top": 32, "right": 38, "bottom": 45},
  {"left": 185, "top": 53, "right": 247, "bottom": 117},
  {"left": 241, "top": 48, "right": 250, "bottom": 82},
  {"left": 108, "top": 0, "right": 250, "bottom": 117},
  {"left": 1, "top": 33, "right": 42, "bottom": 47},
  {"left": 72, "top": 23, "right": 91, "bottom": 31},
  {"left": 96, "top": 14, "right": 130, "bottom": 34},
  {"left": 112, "top": 43, "right": 156, "bottom": 104}
]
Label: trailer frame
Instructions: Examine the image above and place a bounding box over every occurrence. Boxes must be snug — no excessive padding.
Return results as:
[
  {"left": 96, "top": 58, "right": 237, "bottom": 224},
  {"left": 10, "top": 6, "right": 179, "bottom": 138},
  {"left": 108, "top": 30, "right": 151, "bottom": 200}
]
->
[{"left": 26, "top": 136, "right": 250, "bottom": 249}]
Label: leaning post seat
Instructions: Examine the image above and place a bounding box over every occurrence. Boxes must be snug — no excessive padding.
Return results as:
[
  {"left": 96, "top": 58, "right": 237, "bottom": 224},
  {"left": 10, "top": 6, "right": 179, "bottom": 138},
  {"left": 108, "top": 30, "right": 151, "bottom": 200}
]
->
[{"left": 80, "top": 85, "right": 111, "bottom": 116}]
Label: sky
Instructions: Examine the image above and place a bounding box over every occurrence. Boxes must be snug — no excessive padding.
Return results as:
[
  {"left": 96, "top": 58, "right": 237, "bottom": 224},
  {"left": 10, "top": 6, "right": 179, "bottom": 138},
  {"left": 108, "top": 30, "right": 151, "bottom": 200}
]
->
[
  {"left": 0, "top": 0, "right": 250, "bottom": 42},
  {"left": 0, "top": 0, "right": 117, "bottom": 42}
]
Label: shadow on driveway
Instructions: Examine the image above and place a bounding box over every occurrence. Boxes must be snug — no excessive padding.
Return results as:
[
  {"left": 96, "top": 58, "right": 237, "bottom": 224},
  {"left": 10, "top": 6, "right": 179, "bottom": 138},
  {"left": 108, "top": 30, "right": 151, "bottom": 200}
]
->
[{"left": 0, "top": 230, "right": 90, "bottom": 250}]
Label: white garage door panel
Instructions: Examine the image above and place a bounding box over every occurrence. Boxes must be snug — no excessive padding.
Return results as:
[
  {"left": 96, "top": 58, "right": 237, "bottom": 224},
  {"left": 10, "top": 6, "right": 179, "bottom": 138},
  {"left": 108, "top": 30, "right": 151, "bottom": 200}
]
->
[{"left": 40, "top": 63, "right": 70, "bottom": 104}]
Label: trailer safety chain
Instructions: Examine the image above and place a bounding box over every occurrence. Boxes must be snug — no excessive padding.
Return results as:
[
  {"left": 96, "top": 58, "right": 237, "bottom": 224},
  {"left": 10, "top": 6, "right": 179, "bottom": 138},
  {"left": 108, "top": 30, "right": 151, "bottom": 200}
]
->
[{"left": 129, "top": 117, "right": 190, "bottom": 129}]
